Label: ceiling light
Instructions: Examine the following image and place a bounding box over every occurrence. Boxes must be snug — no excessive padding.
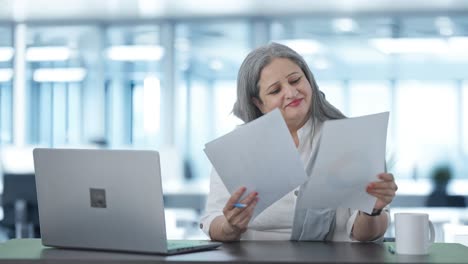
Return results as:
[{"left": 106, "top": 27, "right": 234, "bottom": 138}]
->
[
  {"left": 277, "top": 39, "right": 322, "bottom": 55},
  {"left": 332, "top": 18, "right": 358, "bottom": 33},
  {"left": 138, "top": 0, "right": 164, "bottom": 17},
  {"left": 370, "top": 38, "right": 448, "bottom": 54},
  {"left": 33, "top": 68, "right": 87, "bottom": 83},
  {"left": 439, "top": 27, "right": 454, "bottom": 37},
  {"left": 0, "top": 68, "right": 13, "bottom": 82},
  {"left": 209, "top": 59, "right": 224, "bottom": 71},
  {"left": 434, "top": 17, "right": 454, "bottom": 37},
  {"left": 0, "top": 47, "right": 14, "bottom": 62},
  {"left": 26, "top": 46, "right": 71, "bottom": 62},
  {"left": 106, "top": 45, "right": 164, "bottom": 61}
]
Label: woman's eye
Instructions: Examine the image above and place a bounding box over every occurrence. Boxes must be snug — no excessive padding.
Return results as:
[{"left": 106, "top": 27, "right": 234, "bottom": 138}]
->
[
  {"left": 291, "top": 77, "right": 301, "bottom": 84},
  {"left": 270, "top": 89, "right": 280, "bottom": 94}
]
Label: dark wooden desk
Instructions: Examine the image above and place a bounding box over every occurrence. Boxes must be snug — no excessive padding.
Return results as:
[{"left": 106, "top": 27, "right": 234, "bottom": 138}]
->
[{"left": 0, "top": 239, "right": 467, "bottom": 264}]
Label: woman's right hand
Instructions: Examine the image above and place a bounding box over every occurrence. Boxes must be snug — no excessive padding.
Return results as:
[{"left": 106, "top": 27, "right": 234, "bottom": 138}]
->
[{"left": 222, "top": 187, "right": 258, "bottom": 238}]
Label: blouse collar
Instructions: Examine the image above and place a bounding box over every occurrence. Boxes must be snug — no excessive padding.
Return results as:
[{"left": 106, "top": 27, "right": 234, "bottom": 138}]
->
[{"left": 297, "top": 117, "right": 314, "bottom": 145}]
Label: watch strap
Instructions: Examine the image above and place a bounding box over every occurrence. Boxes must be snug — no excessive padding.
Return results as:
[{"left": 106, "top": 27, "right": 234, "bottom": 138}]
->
[{"left": 363, "top": 208, "right": 382, "bottom": 216}]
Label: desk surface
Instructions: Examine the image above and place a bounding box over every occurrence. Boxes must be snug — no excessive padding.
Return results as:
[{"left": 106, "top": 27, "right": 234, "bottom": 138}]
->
[{"left": 0, "top": 239, "right": 467, "bottom": 264}]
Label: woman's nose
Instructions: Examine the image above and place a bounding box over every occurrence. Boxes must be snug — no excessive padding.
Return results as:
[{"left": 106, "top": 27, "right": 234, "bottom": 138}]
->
[{"left": 285, "top": 85, "right": 298, "bottom": 99}]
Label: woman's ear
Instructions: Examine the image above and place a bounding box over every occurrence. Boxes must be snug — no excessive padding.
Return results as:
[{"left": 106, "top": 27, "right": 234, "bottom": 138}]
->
[{"left": 252, "top": 97, "right": 264, "bottom": 113}]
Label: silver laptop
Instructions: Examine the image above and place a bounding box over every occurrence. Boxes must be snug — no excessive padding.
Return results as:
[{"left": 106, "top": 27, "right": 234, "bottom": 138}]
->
[{"left": 33, "top": 148, "right": 221, "bottom": 255}]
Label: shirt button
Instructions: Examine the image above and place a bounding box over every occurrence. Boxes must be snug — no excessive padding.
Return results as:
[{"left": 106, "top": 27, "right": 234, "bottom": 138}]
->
[
  {"left": 294, "top": 190, "right": 299, "bottom": 196},
  {"left": 199, "top": 223, "right": 203, "bottom": 229}
]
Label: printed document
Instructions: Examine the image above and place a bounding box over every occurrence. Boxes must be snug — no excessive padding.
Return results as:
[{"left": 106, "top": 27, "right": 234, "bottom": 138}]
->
[
  {"left": 296, "top": 112, "right": 389, "bottom": 214},
  {"left": 204, "top": 109, "right": 308, "bottom": 219}
]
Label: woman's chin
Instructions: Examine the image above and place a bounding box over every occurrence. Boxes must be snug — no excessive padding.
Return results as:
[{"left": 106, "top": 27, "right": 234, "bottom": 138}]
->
[{"left": 285, "top": 110, "right": 308, "bottom": 122}]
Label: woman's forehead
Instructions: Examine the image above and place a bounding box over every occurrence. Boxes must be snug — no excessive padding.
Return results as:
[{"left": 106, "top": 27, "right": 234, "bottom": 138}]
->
[{"left": 259, "top": 58, "right": 302, "bottom": 83}]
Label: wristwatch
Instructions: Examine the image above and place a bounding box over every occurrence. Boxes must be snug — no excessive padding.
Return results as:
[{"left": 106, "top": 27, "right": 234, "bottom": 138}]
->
[{"left": 363, "top": 208, "right": 382, "bottom": 216}]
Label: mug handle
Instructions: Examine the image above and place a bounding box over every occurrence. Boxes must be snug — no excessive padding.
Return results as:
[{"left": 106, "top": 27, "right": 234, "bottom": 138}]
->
[{"left": 428, "top": 220, "right": 435, "bottom": 244}]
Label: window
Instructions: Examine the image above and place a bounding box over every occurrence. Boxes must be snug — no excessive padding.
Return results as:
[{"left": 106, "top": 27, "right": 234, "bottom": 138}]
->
[
  {"left": 463, "top": 82, "right": 468, "bottom": 155},
  {"left": 3, "top": 15, "right": 467, "bottom": 188},
  {"left": 175, "top": 21, "right": 250, "bottom": 178},
  {"left": 188, "top": 80, "right": 211, "bottom": 178},
  {"left": 349, "top": 81, "right": 391, "bottom": 117},
  {"left": 132, "top": 77, "right": 161, "bottom": 147},
  {"left": 395, "top": 81, "right": 458, "bottom": 178},
  {"left": 214, "top": 80, "right": 242, "bottom": 137},
  {"left": 105, "top": 25, "right": 164, "bottom": 148},
  {"left": 26, "top": 26, "right": 100, "bottom": 146},
  {"left": 0, "top": 26, "right": 13, "bottom": 144},
  {"left": 319, "top": 81, "right": 346, "bottom": 115},
  {"left": 348, "top": 81, "right": 394, "bottom": 149}
]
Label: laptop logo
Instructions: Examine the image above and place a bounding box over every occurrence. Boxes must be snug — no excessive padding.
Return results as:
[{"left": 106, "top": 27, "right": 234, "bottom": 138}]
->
[{"left": 90, "top": 188, "right": 107, "bottom": 208}]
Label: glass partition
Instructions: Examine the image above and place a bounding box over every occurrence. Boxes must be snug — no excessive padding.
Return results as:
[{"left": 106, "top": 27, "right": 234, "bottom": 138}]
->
[
  {"left": 0, "top": 26, "right": 13, "bottom": 144},
  {"left": 349, "top": 81, "right": 391, "bottom": 117},
  {"left": 105, "top": 25, "right": 164, "bottom": 148},
  {"left": 3, "top": 15, "right": 468, "bottom": 184},
  {"left": 26, "top": 25, "right": 101, "bottom": 147},
  {"left": 395, "top": 81, "right": 459, "bottom": 179},
  {"left": 175, "top": 21, "right": 249, "bottom": 179},
  {"left": 318, "top": 81, "right": 346, "bottom": 115},
  {"left": 271, "top": 15, "right": 468, "bottom": 183},
  {"left": 463, "top": 82, "right": 468, "bottom": 156}
]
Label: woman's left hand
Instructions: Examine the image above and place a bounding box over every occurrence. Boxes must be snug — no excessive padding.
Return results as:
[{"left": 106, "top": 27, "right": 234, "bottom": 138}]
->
[{"left": 367, "top": 173, "right": 398, "bottom": 210}]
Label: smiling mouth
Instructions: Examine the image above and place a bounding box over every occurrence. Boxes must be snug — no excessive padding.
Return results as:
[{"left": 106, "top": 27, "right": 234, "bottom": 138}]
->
[{"left": 287, "top": 98, "right": 303, "bottom": 107}]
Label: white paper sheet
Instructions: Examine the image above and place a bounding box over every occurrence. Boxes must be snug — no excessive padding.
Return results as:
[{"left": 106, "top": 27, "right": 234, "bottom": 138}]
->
[
  {"left": 297, "top": 112, "right": 389, "bottom": 214},
  {"left": 204, "top": 109, "right": 308, "bottom": 219}
]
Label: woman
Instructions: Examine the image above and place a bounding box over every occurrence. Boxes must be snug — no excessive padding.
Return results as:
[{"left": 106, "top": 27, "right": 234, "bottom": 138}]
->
[{"left": 200, "top": 42, "right": 397, "bottom": 242}]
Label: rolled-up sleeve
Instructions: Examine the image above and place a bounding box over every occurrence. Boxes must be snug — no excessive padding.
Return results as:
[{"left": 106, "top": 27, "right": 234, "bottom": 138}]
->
[
  {"left": 347, "top": 207, "right": 391, "bottom": 242},
  {"left": 199, "top": 168, "right": 230, "bottom": 238},
  {"left": 346, "top": 209, "right": 359, "bottom": 241}
]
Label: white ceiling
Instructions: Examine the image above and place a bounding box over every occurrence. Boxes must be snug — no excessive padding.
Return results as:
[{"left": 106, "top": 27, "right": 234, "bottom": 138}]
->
[{"left": 2, "top": 0, "right": 468, "bottom": 22}]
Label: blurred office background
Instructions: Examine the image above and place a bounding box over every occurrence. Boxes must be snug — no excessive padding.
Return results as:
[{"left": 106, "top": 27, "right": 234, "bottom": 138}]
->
[{"left": 0, "top": 0, "right": 467, "bottom": 243}]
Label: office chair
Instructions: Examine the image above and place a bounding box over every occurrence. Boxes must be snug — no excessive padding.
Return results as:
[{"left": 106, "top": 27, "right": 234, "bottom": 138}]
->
[{"left": 0, "top": 171, "right": 40, "bottom": 238}]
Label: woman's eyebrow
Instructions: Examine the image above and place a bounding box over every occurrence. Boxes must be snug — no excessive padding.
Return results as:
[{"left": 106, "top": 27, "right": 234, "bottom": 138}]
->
[
  {"left": 265, "top": 81, "right": 280, "bottom": 93},
  {"left": 287, "top": 72, "right": 300, "bottom": 77}
]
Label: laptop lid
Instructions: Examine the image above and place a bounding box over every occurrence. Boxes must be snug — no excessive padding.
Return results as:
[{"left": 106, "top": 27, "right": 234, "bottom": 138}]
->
[{"left": 33, "top": 148, "right": 205, "bottom": 254}]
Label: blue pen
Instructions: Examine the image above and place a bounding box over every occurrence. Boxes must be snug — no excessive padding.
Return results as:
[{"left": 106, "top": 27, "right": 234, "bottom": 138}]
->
[{"left": 234, "top": 203, "right": 247, "bottom": 208}]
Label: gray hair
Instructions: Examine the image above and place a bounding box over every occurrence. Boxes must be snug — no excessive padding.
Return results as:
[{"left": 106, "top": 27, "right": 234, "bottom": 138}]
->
[{"left": 233, "top": 42, "right": 345, "bottom": 124}]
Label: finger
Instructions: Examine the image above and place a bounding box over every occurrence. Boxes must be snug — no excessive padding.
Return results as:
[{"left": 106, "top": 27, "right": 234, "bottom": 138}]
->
[
  {"left": 230, "top": 196, "right": 258, "bottom": 225},
  {"left": 236, "top": 197, "right": 258, "bottom": 220},
  {"left": 229, "top": 197, "right": 258, "bottom": 229},
  {"left": 225, "top": 206, "right": 244, "bottom": 222},
  {"left": 224, "top": 191, "right": 258, "bottom": 220},
  {"left": 224, "top": 187, "right": 247, "bottom": 211},
  {"left": 370, "top": 192, "right": 393, "bottom": 201},
  {"left": 237, "top": 198, "right": 258, "bottom": 227},
  {"left": 367, "top": 188, "right": 396, "bottom": 197},
  {"left": 367, "top": 181, "right": 397, "bottom": 191},
  {"left": 239, "top": 191, "right": 258, "bottom": 205},
  {"left": 228, "top": 191, "right": 258, "bottom": 214},
  {"left": 369, "top": 193, "right": 394, "bottom": 203},
  {"left": 377, "top": 173, "right": 394, "bottom": 181},
  {"left": 237, "top": 215, "right": 253, "bottom": 229}
]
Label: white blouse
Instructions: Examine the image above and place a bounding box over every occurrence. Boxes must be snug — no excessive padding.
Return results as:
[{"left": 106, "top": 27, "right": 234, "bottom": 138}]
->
[{"left": 200, "top": 118, "right": 388, "bottom": 241}]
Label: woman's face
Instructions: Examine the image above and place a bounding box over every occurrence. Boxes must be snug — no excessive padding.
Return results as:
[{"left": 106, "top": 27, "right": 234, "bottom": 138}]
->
[{"left": 253, "top": 58, "right": 313, "bottom": 131}]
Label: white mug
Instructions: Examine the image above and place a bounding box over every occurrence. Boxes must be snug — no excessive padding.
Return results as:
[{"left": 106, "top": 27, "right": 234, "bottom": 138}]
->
[{"left": 395, "top": 213, "right": 435, "bottom": 255}]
